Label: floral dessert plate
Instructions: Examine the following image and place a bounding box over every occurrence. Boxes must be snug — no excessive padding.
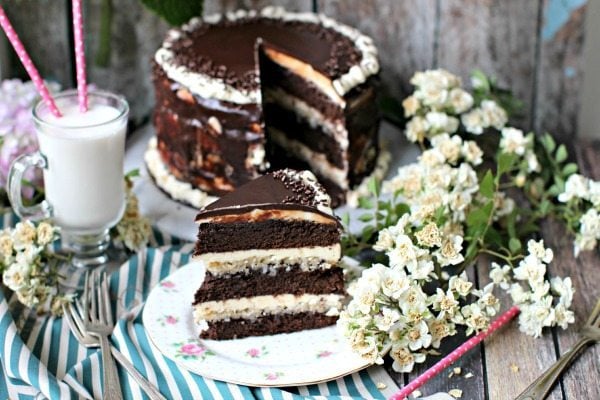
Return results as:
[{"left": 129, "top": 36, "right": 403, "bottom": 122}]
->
[{"left": 143, "top": 261, "right": 372, "bottom": 387}]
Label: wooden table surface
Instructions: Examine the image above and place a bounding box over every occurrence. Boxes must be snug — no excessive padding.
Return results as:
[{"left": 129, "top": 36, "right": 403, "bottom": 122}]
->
[{"left": 384, "top": 140, "right": 600, "bottom": 399}]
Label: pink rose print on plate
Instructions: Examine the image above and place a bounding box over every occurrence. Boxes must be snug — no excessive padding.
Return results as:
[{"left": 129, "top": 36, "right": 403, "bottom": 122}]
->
[
  {"left": 158, "top": 315, "right": 179, "bottom": 327},
  {"left": 245, "top": 345, "right": 268, "bottom": 358},
  {"left": 263, "top": 372, "right": 283, "bottom": 381},
  {"left": 160, "top": 280, "right": 177, "bottom": 293},
  {"left": 317, "top": 350, "right": 334, "bottom": 358},
  {"left": 173, "top": 339, "right": 215, "bottom": 360}
]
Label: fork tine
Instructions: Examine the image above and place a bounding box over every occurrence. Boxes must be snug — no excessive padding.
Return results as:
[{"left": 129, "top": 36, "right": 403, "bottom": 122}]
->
[
  {"left": 101, "top": 272, "right": 113, "bottom": 326},
  {"left": 72, "top": 299, "right": 88, "bottom": 335},
  {"left": 90, "top": 270, "right": 98, "bottom": 323},
  {"left": 62, "top": 303, "right": 85, "bottom": 343},
  {"left": 586, "top": 298, "right": 600, "bottom": 327},
  {"left": 97, "top": 272, "right": 108, "bottom": 324},
  {"left": 83, "top": 271, "right": 90, "bottom": 321}
]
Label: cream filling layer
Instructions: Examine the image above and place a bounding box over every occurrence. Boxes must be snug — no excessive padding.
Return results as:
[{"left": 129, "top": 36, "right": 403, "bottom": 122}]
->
[
  {"left": 269, "top": 127, "right": 349, "bottom": 189},
  {"left": 193, "top": 293, "right": 344, "bottom": 322},
  {"left": 194, "top": 244, "right": 341, "bottom": 274},
  {"left": 196, "top": 208, "right": 335, "bottom": 224},
  {"left": 144, "top": 138, "right": 218, "bottom": 208},
  {"left": 155, "top": 7, "right": 379, "bottom": 104}
]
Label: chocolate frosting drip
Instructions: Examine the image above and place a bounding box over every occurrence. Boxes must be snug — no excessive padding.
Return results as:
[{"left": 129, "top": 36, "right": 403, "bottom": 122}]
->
[
  {"left": 196, "top": 170, "right": 336, "bottom": 222},
  {"left": 169, "top": 17, "right": 361, "bottom": 93}
]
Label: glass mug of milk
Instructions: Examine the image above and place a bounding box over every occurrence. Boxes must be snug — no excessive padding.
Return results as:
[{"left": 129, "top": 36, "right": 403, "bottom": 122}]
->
[{"left": 7, "top": 89, "right": 128, "bottom": 267}]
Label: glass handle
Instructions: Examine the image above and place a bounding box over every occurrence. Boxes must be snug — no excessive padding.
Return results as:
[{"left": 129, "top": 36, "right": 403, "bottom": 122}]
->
[{"left": 7, "top": 151, "right": 52, "bottom": 221}]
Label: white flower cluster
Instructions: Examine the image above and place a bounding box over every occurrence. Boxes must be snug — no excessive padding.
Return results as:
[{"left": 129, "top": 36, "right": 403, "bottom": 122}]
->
[
  {"left": 338, "top": 262, "right": 500, "bottom": 373},
  {"left": 403, "top": 70, "right": 472, "bottom": 143},
  {"left": 382, "top": 132, "right": 511, "bottom": 227},
  {"left": 499, "top": 127, "right": 541, "bottom": 175},
  {"left": 114, "top": 180, "right": 152, "bottom": 252},
  {"left": 557, "top": 174, "right": 600, "bottom": 255},
  {"left": 403, "top": 69, "right": 512, "bottom": 143},
  {"left": 461, "top": 99, "right": 508, "bottom": 135},
  {"left": 0, "top": 220, "right": 70, "bottom": 313},
  {"left": 490, "top": 239, "right": 574, "bottom": 337}
]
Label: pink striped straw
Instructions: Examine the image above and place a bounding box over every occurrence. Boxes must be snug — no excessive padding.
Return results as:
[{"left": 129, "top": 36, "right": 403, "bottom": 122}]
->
[
  {"left": 72, "top": 0, "right": 88, "bottom": 112},
  {"left": 389, "top": 306, "right": 520, "bottom": 400},
  {"left": 0, "top": 6, "right": 61, "bottom": 117}
]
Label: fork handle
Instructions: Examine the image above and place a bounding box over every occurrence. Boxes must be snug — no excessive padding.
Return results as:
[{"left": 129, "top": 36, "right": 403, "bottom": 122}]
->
[
  {"left": 99, "top": 334, "right": 124, "bottom": 400},
  {"left": 111, "top": 347, "right": 166, "bottom": 400},
  {"left": 515, "top": 337, "right": 593, "bottom": 400}
]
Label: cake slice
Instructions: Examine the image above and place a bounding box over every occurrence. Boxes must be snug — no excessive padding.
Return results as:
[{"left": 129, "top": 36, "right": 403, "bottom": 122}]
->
[{"left": 192, "top": 169, "right": 345, "bottom": 339}]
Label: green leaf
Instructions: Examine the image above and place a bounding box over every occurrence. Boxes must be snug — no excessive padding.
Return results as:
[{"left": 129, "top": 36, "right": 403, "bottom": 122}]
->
[
  {"left": 471, "top": 69, "right": 491, "bottom": 93},
  {"left": 341, "top": 213, "right": 350, "bottom": 228},
  {"left": 358, "top": 197, "right": 374, "bottom": 209},
  {"left": 562, "top": 163, "right": 578, "bottom": 176},
  {"left": 555, "top": 144, "right": 568, "bottom": 163},
  {"left": 466, "top": 200, "right": 494, "bottom": 229},
  {"left": 497, "top": 153, "right": 517, "bottom": 176},
  {"left": 358, "top": 214, "right": 374, "bottom": 223},
  {"left": 395, "top": 203, "right": 410, "bottom": 216},
  {"left": 509, "top": 238, "right": 522, "bottom": 253},
  {"left": 367, "top": 177, "right": 380, "bottom": 198},
  {"left": 480, "top": 170, "right": 495, "bottom": 199},
  {"left": 542, "top": 134, "right": 556, "bottom": 153},
  {"left": 140, "top": 0, "right": 204, "bottom": 25},
  {"left": 539, "top": 199, "right": 551, "bottom": 215},
  {"left": 125, "top": 169, "right": 140, "bottom": 179}
]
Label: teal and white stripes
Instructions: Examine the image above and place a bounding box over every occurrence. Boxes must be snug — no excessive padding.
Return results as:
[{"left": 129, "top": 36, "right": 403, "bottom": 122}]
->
[{"left": 0, "top": 215, "right": 399, "bottom": 399}]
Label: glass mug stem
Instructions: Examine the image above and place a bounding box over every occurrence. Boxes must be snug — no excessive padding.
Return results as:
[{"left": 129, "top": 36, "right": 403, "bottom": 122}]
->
[{"left": 7, "top": 151, "right": 52, "bottom": 220}]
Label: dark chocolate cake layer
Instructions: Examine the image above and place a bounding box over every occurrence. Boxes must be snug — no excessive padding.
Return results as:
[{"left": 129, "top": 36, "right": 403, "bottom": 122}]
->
[
  {"left": 194, "top": 265, "right": 344, "bottom": 303},
  {"left": 199, "top": 312, "right": 339, "bottom": 340},
  {"left": 195, "top": 219, "right": 340, "bottom": 254}
]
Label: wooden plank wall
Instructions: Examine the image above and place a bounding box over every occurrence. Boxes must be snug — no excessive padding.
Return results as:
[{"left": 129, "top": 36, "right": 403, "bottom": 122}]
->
[{"left": 1, "top": 0, "right": 588, "bottom": 137}]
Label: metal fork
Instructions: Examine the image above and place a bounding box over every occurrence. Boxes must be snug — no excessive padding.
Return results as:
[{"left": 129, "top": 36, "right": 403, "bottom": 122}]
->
[
  {"left": 516, "top": 297, "right": 600, "bottom": 400},
  {"left": 82, "top": 270, "right": 123, "bottom": 400},
  {"left": 63, "top": 300, "right": 166, "bottom": 400}
]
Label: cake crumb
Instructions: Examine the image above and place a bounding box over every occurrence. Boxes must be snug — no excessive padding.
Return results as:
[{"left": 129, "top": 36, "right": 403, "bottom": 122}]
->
[
  {"left": 464, "top": 372, "right": 474, "bottom": 379},
  {"left": 453, "top": 367, "right": 462, "bottom": 375},
  {"left": 376, "top": 382, "right": 387, "bottom": 390},
  {"left": 448, "top": 389, "right": 463, "bottom": 398},
  {"left": 510, "top": 363, "right": 520, "bottom": 373},
  {"left": 412, "top": 390, "right": 422, "bottom": 398}
]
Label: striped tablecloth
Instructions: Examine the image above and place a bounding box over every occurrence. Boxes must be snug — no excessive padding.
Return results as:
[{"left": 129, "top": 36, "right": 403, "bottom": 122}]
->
[{"left": 0, "top": 214, "right": 401, "bottom": 400}]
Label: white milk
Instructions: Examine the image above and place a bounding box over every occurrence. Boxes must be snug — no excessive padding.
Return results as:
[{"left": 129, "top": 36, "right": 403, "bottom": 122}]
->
[{"left": 37, "top": 103, "right": 126, "bottom": 233}]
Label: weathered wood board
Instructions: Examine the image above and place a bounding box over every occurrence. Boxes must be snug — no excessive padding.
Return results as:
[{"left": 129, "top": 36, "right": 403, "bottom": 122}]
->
[
  {"left": 1, "top": 0, "right": 72, "bottom": 86},
  {"left": 535, "top": 1, "right": 587, "bottom": 142},
  {"left": 317, "top": 0, "right": 437, "bottom": 100},
  {"left": 436, "top": 0, "right": 540, "bottom": 131}
]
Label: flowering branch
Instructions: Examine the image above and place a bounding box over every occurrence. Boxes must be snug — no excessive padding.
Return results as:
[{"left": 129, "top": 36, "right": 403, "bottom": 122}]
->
[
  {"left": 339, "top": 69, "right": 581, "bottom": 372},
  {"left": 0, "top": 221, "right": 72, "bottom": 315}
]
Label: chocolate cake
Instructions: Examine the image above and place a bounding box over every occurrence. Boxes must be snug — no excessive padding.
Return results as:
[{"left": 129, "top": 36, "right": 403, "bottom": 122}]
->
[
  {"left": 192, "top": 169, "right": 345, "bottom": 340},
  {"left": 148, "top": 7, "right": 380, "bottom": 208}
]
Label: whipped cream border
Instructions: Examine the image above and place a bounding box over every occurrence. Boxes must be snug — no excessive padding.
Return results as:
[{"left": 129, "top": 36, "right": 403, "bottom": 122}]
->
[
  {"left": 154, "top": 6, "right": 380, "bottom": 104},
  {"left": 145, "top": 136, "right": 390, "bottom": 210}
]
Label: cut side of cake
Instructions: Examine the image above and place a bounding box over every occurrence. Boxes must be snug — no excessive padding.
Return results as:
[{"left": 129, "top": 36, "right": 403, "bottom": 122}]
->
[
  {"left": 192, "top": 169, "right": 345, "bottom": 340},
  {"left": 150, "top": 7, "right": 380, "bottom": 207}
]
